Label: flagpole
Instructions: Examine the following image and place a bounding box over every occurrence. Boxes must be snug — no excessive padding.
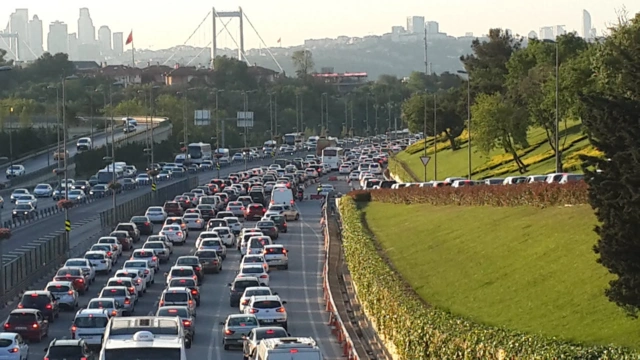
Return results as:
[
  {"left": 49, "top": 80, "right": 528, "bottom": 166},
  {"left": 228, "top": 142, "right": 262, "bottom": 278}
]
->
[{"left": 131, "top": 40, "right": 135, "bottom": 67}]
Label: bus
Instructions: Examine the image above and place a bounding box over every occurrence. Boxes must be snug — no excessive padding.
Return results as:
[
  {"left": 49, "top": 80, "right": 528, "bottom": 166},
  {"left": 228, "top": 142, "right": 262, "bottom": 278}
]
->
[
  {"left": 187, "top": 143, "right": 212, "bottom": 164},
  {"left": 283, "top": 133, "right": 305, "bottom": 148},
  {"left": 321, "top": 147, "right": 344, "bottom": 170},
  {"left": 214, "top": 148, "right": 230, "bottom": 163}
]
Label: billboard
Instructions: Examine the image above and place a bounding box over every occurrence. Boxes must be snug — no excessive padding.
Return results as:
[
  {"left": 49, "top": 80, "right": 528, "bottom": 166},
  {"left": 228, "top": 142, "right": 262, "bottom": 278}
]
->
[
  {"left": 237, "top": 111, "right": 254, "bottom": 128},
  {"left": 194, "top": 110, "right": 211, "bottom": 126}
]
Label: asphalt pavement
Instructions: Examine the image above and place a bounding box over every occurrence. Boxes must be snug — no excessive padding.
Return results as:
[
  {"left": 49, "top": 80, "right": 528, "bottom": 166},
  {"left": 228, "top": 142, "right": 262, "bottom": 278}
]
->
[{"left": 7, "top": 173, "right": 343, "bottom": 360}]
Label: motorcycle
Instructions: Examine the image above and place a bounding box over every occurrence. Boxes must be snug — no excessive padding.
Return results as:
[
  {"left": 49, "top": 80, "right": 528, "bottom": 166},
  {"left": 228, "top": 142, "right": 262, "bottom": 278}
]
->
[{"left": 297, "top": 190, "right": 304, "bottom": 201}]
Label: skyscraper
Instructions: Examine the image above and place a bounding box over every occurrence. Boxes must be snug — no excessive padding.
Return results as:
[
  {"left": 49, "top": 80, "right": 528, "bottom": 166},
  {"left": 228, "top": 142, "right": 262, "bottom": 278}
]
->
[
  {"left": 426, "top": 21, "right": 439, "bottom": 35},
  {"left": 47, "top": 21, "right": 68, "bottom": 55},
  {"left": 582, "top": 10, "right": 592, "bottom": 40},
  {"left": 28, "top": 15, "right": 43, "bottom": 58},
  {"left": 9, "top": 9, "right": 29, "bottom": 60},
  {"left": 406, "top": 16, "right": 425, "bottom": 34},
  {"left": 554, "top": 25, "right": 566, "bottom": 37},
  {"left": 67, "top": 32, "right": 78, "bottom": 60},
  {"left": 77, "top": 8, "right": 95, "bottom": 45},
  {"left": 113, "top": 32, "right": 124, "bottom": 55},
  {"left": 539, "top": 26, "right": 554, "bottom": 40},
  {"left": 98, "top": 25, "right": 112, "bottom": 55}
]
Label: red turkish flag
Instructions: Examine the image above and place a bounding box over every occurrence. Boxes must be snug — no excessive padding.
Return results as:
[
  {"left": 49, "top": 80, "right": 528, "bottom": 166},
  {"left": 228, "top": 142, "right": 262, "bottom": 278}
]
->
[{"left": 125, "top": 31, "right": 133, "bottom": 45}]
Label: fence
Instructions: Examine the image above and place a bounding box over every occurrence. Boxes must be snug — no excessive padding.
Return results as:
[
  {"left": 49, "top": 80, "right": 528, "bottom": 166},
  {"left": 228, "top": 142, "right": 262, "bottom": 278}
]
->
[
  {"left": 99, "top": 177, "right": 198, "bottom": 229},
  {"left": 0, "top": 231, "right": 69, "bottom": 307}
]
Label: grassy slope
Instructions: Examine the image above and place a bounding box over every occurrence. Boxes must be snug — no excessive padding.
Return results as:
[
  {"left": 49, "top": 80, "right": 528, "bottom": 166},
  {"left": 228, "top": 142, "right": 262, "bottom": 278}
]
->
[
  {"left": 362, "top": 202, "right": 638, "bottom": 349},
  {"left": 397, "top": 121, "right": 593, "bottom": 181}
]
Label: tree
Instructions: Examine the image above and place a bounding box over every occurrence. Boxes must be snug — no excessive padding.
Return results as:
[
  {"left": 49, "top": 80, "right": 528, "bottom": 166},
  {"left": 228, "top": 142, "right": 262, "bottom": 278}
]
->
[
  {"left": 582, "top": 13, "right": 640, "bottom": 317},
  {"left": 471, "top": 93, "right": 529, "bottom": 172},
  {"left": 291, "top": 50, "right": 315, "bottom": 78},
  {"left": 114, "top": 99, "right": 144, "bottom": 117}
]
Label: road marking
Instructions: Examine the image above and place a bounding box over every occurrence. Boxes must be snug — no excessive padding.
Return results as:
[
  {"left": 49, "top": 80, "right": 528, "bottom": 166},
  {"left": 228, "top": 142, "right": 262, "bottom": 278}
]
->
[{"left": 299, "top": 214, "right": 324, "bottom": 355}]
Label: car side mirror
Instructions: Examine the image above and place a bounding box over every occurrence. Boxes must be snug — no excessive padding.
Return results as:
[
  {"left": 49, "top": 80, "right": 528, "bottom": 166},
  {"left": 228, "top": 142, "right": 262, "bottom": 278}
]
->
[
  {"left": 281, "top": 301, "right": 287, "bottom": 304},
  {"left": 227, "top": 283, "right": 232, "bottom": 287},
  {"left": 273, "top": 292, "right": 278, "bottom": 295},
  {"left": 219, "top": 321, "right": 225, "bottom": 325},
  {"left": 164, "top": 272, "right": 168, "bottom": 276},
  {"left": 44, "top": 348, "right": 48, "bottom": 352}
]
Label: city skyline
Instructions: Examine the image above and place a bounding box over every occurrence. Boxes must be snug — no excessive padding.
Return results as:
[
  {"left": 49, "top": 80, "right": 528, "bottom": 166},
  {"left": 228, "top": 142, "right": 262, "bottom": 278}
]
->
[{"left": 1, "top": 0, "right": 636, "bottom": 54}]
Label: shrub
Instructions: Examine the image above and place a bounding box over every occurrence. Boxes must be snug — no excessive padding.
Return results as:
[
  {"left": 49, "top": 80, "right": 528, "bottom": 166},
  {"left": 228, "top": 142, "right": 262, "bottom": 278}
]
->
[
  {"left": 147, "top": 169, "right": 159, "bottom": 177},
  {"left": 339, "top": 196, "right": 640, "bottom": 359},
  {"left": 348, "top": 190, "right": 371, "bottom": 202},
  {"left": 352, "top": 182, "right": 589, "bottom": 207},
  {"left": 0, "top": 228, "right": 11, "bottom": 240}
]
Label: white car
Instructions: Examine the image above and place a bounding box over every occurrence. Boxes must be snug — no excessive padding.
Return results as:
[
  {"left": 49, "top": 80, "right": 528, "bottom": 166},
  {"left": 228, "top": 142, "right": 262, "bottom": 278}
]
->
[
  {"left": 84, "top": 250, "right": 113, "bottom": 273},
  {"left": 339, "top": 164, "right": 351, "bottom": 174},
  {"left": 159, "top": 225, "right": 186, "bottom": 245},
  {"left": 145, "top": 206, "right": 168, "bottom": 223},
  {"left": 348, "top": 171, "right": 360, "bottom": 181},
  {"left": 9, "top": 189, "right": 30, "bottom": 203},
  {"left": 89, "top": 244, "right": 118, "bottom": 263},
  {"left": 113, "top": 269, "right": 146, "bottom": 295},
  {"left": 0, "top": 332, "right": 29, "bottom": 360},
  {"left": 223, "top": 217, "right": 242, "bottom": 235},
  {"left": 182, "top": 213, "right": 205, "bottom": 230},
  {"left": 33, "top": 184, "right": 53, "bottom": 197},
  {"left": 63, "top": 258, "right": 96, "bottom": 284},
  {"left": 67, "top": 189, "right": 87, "bottom": 202},
  {"left": 76, "top": 137, "right": 92, "bottom": 151},
  {"left": 97, "top": 237, "right": 123, "bottom": 257},
  {"left": 265, "top": 204, "right": 299, "bottom": 221},
  {"left": 243, "top": 295, "right": 288, "bottom": 329},
  {"left": 135, "top": 174, "right": 151, "bottom": 184},
  {"left": 240, "top": 254, "right": 270, "bottom": 273},
  {"left": 14, "top": 195, "right": 37, "bottom": 208},
  {"left": 238, "top": 264, "right": 270, "bottom": 286},
  {"left": 212, "top": 226, "right": 235, "bottom": 247},
  {"left": 122, "top": 260, "right": 155, "bottom": 287},
  {"left": 5, "top": 165, "right": 25, "bottom": 178}
]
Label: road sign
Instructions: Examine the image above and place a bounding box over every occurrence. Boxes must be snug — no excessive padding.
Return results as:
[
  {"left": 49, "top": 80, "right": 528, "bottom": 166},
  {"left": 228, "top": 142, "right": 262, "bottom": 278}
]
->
[
  {"left": 236, "top": 111, "right": 254, "bottom": 128},
  {"left": 194, "top": 110, "right": 211, "bottom": 126},
  {"left": 151, "top": 183, "right": 157, "bottom": 192},
  {"left": 64, "top": 220, "right": 71, "bottom": 232},
  {"left": 420, "top": 156, "right": 431, "bottom": 166}
]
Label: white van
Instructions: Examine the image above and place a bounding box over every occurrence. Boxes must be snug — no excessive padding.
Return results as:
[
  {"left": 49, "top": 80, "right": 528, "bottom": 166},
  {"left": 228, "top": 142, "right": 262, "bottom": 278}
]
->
[
  {"left": 255, "top": 337, "right": 322, "bottom": 360},
  {"left": 270, "top": 185, "right": 294, "bottom": 206}
]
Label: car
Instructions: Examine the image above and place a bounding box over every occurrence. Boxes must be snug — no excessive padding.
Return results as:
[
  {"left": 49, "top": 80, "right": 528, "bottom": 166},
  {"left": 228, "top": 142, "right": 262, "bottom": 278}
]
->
[
  {"left": 219, "top": 314, "right": 259, "bottom": 350},
  {"left": 159, "top": 225, "right": 186, "bottom": 245},
  {"left": 114, "top": 268, "right": 147, "bottom": 295},
  {"left": 147, "top": 235, "right": 174, "bottom": 254},
  {"left": 76, "top": 137, "right": 92, "bottom": 151},
  {"left": 17, "top": 291, "right": 59, "bottom": 322},
  {"left": 5, "top": 165, "right": 25, "bottom": 178},
  {"left": 182, "top": 213, "right": 205, "bottom": 230},
  {"left": 96, "top": 237, "right": 123, "bottom": 257},
  {"left": 174, "top": 256, "right": 205, "bottom": 283},
  {"left": 88, "top": 184, "right": 109, "bottom": 198},
  {"left": 89, "top": 244, "right": 118, "bottom": 264},
  {"left": 164, "top": 266, "right": 198, "bottom": 286},
  {"left": 114, "top": 223, "right": 141, "bottom": 243},
  {"left": 3, "top": 309, "right": 49, "bottom": 341},
  {"left": 98, "top": 286, "right": 135, "bottom": 315},
  {"left": 142, "top": 241, "right": 171, "bottom": 263},
  {"left": 194, "top": 250, "right": 222, "bottom": 274},
  {"left": 0, "top": 332, "right": 29, "bottom": 360},
  {"left": 165, "top": 217, "right": 189, "bottom": 237},
  {"left": 158, "top": 288, "right": 197, "bottom": 314},
  {"left": 104, "top": 277, "right": 139, "bottom": 304},
  {"left": 85, "top": 298, "right": 122, "bottom": 317},
  {"left": 238, "top": 286, "right": 275, "bottom": 313},
  {"left": 228, "top": 276, "right": 261, "bottom": 307},
  {"left": 223, "top": 217, "right": 242, "bottom": 235},
  {"left": 145, "top": 206, "right": 168, "bottom": 223},
  {"left": 11, "top": 204, "right": 35, "bottom": 219},
  {"left": 265, "top": 204, "right": 299, "bottom": 221},
  {"left": 53, "top": 267, "right": 88, "bottom": 295},
  {"left": 63, "top": 258, "right": 96, "bottom": 284},
  {"left": 225, "top": 201, "right": 245, "bottom": 217},
  {"left": 212, "top": 226, "right": 235, "bottom": 247},
  {"left": 9, "top": 189, "right": 29, "bottom": 203},
  {"left": 156, "top": 306, "right": 195, "bottom": 341},
  {"left": 32, "top": 184, "right": 53, "bottom": 197},
  {"left": 70, "top": 309, "right": 110, "bottom": 349},
  {"left": 44, "top": 281, "right": 78, "bottom": 310},
  {"left": 67, "top": 189, "right": 86, "bottom": 202},
  {"left": 72, "top": 180, "right": 91, "bottom": 191},
  {"left": 135, "top": 173, "right": 151, "bottom": 185},
  {"left": 195, "top": 204, "right": 215, "bottom": 220},
  {"left": 167, "top": 277, "right": 201, "bottom": 306},
  {"left": 255, "top": 220, "right": 279, "bottom": 240},
  {"left": 130, "top": 216, "right": 154, "bottom": 235},
  {"left": 44, "top": 338, "right": 96, "bottom": 360},
  {"left": 163, "top": 201, "right": 183, "bottom": 216},
  {"left": 121, "top": 261, "right": 154, "bottom": 287},
  {"left": 240, "top": 254, "right": 269, "bottom": 274},
  {"left": 242, "top": 326, "right": 289, "bottom": 360},
  {"left": 243, "top": 295, "right": 288, "bottom": 329},
  {"left": 130, "top": 249, "right": 160, "bottom": 272},
  {"left": 266, "top": 214, "right": 287, "bottom": 233},
  {"left": 237, "top": 264, "right": 270, "bottom": 286},
  {"left": 197, "top": 238, "right": 227, "bottom": 260},
  {"left": 109, "top": 231, "right": 133, "bottom": 251},
  {"left": 246, "top": 236, "right": 272, "bottom": 256},
  {"left": 244, "top": 203, "right": 266, "bottom": 221},
  {"left": 83, "top": 251, "right": 113, "bottom": 273}
]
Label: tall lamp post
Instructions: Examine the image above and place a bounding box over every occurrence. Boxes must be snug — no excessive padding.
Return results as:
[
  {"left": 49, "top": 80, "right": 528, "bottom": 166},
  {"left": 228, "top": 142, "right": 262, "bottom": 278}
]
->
[
  {"left": 8, "top": 107, "right": 14, "bottom": 171},
  {"left": 542, "top": 39, "right": 561, "bottom": 173},
  {"left": 61, "top": 75, "right": 79, "bottom": 239},
  {"left": 241, "top": 90, "right": 257, "bottom": 170},
  {"left": 47, "top": 85, "right": 62, "bottom": 168},
  {"left": 148, "top": 85, "right": 161, "bottom": 166},
  {"left": 0, "top": 66, "right": 11, "bottom": 297},
  {"left": 457, "top": 69, "right": 472, "bottom": 179}
]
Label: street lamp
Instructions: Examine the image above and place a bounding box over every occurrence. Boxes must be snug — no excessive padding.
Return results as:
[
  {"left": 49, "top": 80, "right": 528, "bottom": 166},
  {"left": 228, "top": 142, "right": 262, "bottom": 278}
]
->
[
  {"left": 149, "top": 85, "right": 161, "bottom": 166},
  {"left": 137, "top": 89, "right": 149, "bottom": 150},
  {"left": 542, "top": 39, "right": 561, "bottom": 173},
  {"left": 211, "top": 89, "right": 224, "bottom": 151},
  {"left": 8, "top": 107, "right": 14, "bottom": 172},
  {"left": 321, "top": 93, "right": 328, "bottom": 136},
  {"left": 241, "top": 90, "right": 257, "bottom": 170},
  {"left": 47, "top": 85, "right": 62, "bottom": 168},
  {"left": 457, "top": 69, "right": 472, "bottom": 179}
]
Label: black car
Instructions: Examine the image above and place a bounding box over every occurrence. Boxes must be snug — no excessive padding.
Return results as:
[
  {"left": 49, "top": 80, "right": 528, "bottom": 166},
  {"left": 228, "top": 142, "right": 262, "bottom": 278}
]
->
[
  {"left": 256, "top": 220, "right": 279, "bottom": 240},
  {"left": 196, "top": 205, "right": 215, "bottom": 220},
  {"left": 228, "top": 277, "right": 261, "bottom": 307},
  {"left": 249, "top": 191, "right": 265, "bottom": 206},
  {"left": 207, "top": 219, "right": 227, "bottom": 231},
  {"left": 89, "top": 184, "right": 109, "bottom": 198},
  {"left": 44, "top": 338, "right": 96, "bottom": 360},
  {"left": 130, "top": 216, "right": 154, "bottom": 235},
  {"left": 12, "top": 204, "right": 36, "bottom": 219},
  {"left": 18, "top": 291, "right": 59, "bottom": 321},
  {"left": 269, "top": 215, "right": 288, "bottom": 233}
]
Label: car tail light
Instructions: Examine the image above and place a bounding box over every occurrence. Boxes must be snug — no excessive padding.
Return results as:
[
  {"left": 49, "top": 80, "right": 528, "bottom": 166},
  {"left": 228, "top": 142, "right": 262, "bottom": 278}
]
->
[
  {"left": 112, "top": 310, "right": 117, "bottom": 316},
  {"left": 290, "top": 349, "right": 298, "bottom": 353},
  {"left": 241, "top": 299, "right": 249, "bottom": 305},
  {"left": 77, "top": 278, "right": 84, "bottom": 283},
  {"left": 68, "top": 290, "right": 74, "bottom": 295},
  {"left": 276, "top": 307, "right": 285, "bottom": 313},
  {"left": 32, "top": 323, "right": 39, "bottom": 329},
  {"left": 224, "top": 329, "right": 234, "bottom": 335},
  {"left": 107, "top": 251, "right": 112, "bottom": 257},
  {"left": 152, "top": 256, "right": 158, "bottom": 261},
  {"left": 145, "top": 222, "right": 150, "bottom": 226},
  {"left": 191, "top": 289, "right": 198, "bottom": 295},
  {"left": 71, "top": 325, "right": 77, "bottom": 332},
  {"left": 45, "top": 304, "right": 52, "bottom": 309},
  {"left": 17, "top": 304, "right": 23, "bottom": 309},
  {"left": 183, "top": 320, "right": 191, "bottom": 327},
  {"left": 195, "top": 266, "right": 201, "bottom": 271},
  {"left": 8, "top": 347, "right": 18, "bottom": 353},
  {"left": 249, "top": 308, "right": 258, "bottom": 314},
  {"left": 262, "top": 208, "right": 266, "bottom": 213},
  {"left": 260, "top": 275, "right": 268, "bottom": 279},
  {"left": 3, "top": 323, "right": 9, "bottom": 329},
  {"left": 159, "top": 300, "right": 164, "bottom": 306},
  {"left": 144, "top": 269, "right": 150, "bottom": 274},
  {"left": 137, "top": 278, "right": 142, "bottom": 284},
  {"left": 124, "top": 298, "right": 131, "bottom": 305},
  {"left": 188, "top": 300, "right": 193, "bottom": 305},
  {"left": 129, "top": 287, "right": 135, "bottom": 293}
]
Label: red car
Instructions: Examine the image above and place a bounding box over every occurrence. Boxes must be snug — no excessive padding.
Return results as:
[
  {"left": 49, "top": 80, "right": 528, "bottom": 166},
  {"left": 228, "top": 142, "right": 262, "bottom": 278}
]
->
[
  {"left": 53, "top": 267, "right": 88, "bottom": 295},
  {"left": 4, "top": 309, "right": 49, "bottom": 341},
  {"left": 244, "top": 204, "right": 265, "bottom": 221},
  {"left": 164, "top": 201, "right": 184, "bottom": 216}
]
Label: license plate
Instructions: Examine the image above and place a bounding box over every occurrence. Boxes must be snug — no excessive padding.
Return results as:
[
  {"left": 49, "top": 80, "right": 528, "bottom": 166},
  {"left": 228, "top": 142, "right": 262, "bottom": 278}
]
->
[
  {"left": 81, "top": 335, "right": 98, "bottom": 339},
  {"left": 261, "top": 319, "right": 274, "bottom": 323},
  {"left": 15, "top": 327, "right": 27, "bottom": 330}
]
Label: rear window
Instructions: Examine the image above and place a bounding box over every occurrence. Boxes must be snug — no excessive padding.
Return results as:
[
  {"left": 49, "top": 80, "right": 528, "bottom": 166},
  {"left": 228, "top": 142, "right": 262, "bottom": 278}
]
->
[
  {"left": 170, "top": 269, "right": 194, "bottom": 277},
  {"left": 163, "top": 292, "right": 188, "bottom": 302},
  {"left": 216, "top": 229, "right": 229, "bottom": 235},
  {"left": 46, "top": 285, "right": 71, "bottom": 292},
  {"left": 253, "top": 300, "right": 282, "bottom": 309},
  {"left": 228, "top": 316, "right": 258, "bottom": 326},
  {"left": 169, "top": 279, "right": 196, "bottom": 287},
  {"left": 246, "top": 289, "right": 271, "bottom": 297},
  {"left": 131, "top": 216, "right": 147, "bottom": 222},
  {"left": 116, "top": 225, "right": 134, "bottom": 231},
  {"left": 88, "top": 301, "right": 114, "bottom": 309},
  {"left": 165, "top": 203, "right": 179, "bottom": 208},
  {"left": 8, "top": 313, "right": 36, "bottom": 323},
  {"left": 242, "top": 267, "right": 264, "bottom": 274},
  {"left": 0, "top": 339, "right": 13, "bottom": 347},
  {"left": 257, "top": 222, "right": 274, "bottom": 227},
  {"left": 133, "top": 252, "right": 153, "bottom": 258},
  {"left": 20, "top": 294, "right": 49, "bottom": 306},
  {"left": 176, "top": 258, "right": 199, "bottom": 266},
  {"left": 226, "top": 218, "right": 238, "bottom": 224},
  {"left": 157, "top": 308, "right": 189, "bottom": 317},
  {"left": 250, "top": 204, "right": 263, "bottom": 209},
  {"left": 166, "top": 219, "right": 182, "bottom": 225},
  {"left": 255, "top": 328, "right": 289, "bottom": 340},
  {"left": 233, "top": 280, "right": 259, "bottom": 290},
  {"left": 201, "top": 240, "right": 222, "bottom": 247},
  {"left": 265, "top": 247, "right": 285, "bottom": 254},
  {"left": 86, "top": 253, "right": 105, "bottom": 260},
  {"left": 107, "top": 280, "right": 131, "bottom": 287},
  {"left": 47, "top": 346, "right": 83, "bottom": 357},
  {"left": 74, "top": 316, "right": 108, "bottom": 328},
  {"left": 103, "top": 289, "right": 126, "bottom": 296},
  {"left": 195, "top": 251, "right": 218, "bottom": 258},
  {"left": 57, "top": 268, "right": 81, "bottom": 276}
]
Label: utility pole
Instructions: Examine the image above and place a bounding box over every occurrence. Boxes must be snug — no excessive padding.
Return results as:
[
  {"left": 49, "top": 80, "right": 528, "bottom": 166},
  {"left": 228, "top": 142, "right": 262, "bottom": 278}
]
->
[
  {"left": 433, "top": 93, "right": 438, "bottom": 181},
  {"left": 295, "top": 93, "right": 299, "bottom": 132},
  {"left": 242, "top": 91, "right": 248, "bottom": 170},
  {"left": 387, "top": 95, "right": 391, "bottom": 138},
  {"left": 215, "top": 89, "right": 221, "bottom": 178},
  {"left": 62, "top": 76, "right": 69, "bottom": 241},
  {"left": 110, "top": 85, "right": 117, "bottom": 222},
  {"left": 300, "top": 95, "right": 304, "bottom": 134},
  {"left": 343, "top": 96, "right": 348, "bottom": 136},
  {"left": 89, "top": 93, "right": 94, "bottom": 143},
  {"left": 424, "top": 28, "right": 429, "bottom": 76},
  {"left": 269, "top": 93, "right": 274, "bottom": 140},
  {"left": 365, "top": 96, "right": 369, "bottom": 135},
  {"left": 274, "top": 94, "right": 278, "bottom": 141},
  {"left": 423, "top": 93, "right": 427, "bottom": 182},
  {"left": 350, "top": 96, "right": 354, "bottom": 137}
]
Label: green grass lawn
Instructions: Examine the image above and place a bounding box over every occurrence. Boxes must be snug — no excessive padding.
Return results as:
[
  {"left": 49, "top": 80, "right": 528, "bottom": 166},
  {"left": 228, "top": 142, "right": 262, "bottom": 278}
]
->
[
  {"left": 397, "top": 121, "right": 591, "bottom": 181},
  {"left": 362, "top": 202, "right": 638, "bottom": 349}
]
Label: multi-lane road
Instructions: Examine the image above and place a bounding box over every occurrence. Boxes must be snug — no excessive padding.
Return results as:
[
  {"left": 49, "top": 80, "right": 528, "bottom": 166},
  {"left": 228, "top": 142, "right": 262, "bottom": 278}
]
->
[{"left": 1, "top": 170, "right": 344, "bottom": 359}]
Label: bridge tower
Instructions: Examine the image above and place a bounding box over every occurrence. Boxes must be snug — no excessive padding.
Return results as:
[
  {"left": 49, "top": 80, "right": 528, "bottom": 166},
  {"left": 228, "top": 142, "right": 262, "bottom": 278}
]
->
[{"left": 211, "top": 7, "right": 245, "bottom": 63}]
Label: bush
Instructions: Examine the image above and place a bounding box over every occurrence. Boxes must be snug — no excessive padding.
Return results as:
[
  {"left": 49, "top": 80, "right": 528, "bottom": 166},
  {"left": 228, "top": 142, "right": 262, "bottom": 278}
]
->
[
  {"left": 338, "top": 196, "right": 640, "bottom": 359},
  {"left": 349, "top": 182, "right": 589, "bottom": 207},
  {"left": 57, "top": 199, "right": 74, "bottom": 209},
  {"left": 0, "top": 228, "right": 11, "bottom": 240}
]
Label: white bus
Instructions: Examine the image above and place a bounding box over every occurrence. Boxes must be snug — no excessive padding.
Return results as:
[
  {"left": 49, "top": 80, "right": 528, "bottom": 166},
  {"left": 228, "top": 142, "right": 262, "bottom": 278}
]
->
[
  {"left": 321, "top": 147, "right": 344, "bottom": 170},
  {"left": 215, "top": 148, "right": 230, "bottom": 163},
  {"left": 99, "top": 330, "right": 186, "bottom": 360},
  {"left": 187, "top": 142, "right": 212, "bottom": 164},
  {"left": 283, "top": 133, "right": 305, "bottom": 148}
]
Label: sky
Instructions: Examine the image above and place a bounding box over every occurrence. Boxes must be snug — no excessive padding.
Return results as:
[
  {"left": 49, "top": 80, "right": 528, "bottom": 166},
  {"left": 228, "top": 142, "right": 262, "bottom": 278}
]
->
[{"left": 2, "top": 0, "right": 638, "bottom": 51}]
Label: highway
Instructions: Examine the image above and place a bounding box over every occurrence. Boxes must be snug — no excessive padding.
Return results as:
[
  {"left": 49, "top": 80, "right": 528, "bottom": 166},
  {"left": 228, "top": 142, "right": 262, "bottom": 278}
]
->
[
  {"left": 2, "top": 173, "right": 343, "bottom": 359},
  {"left": 1, "top": 157, "right": 292, "bottom": 254}
]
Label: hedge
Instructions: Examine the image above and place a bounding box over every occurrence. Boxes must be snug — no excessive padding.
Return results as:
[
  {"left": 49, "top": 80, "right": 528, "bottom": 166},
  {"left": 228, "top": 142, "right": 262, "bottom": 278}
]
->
[
  {"left": 339, "top": 196, "right": 640, "bottom": 359},
  {"left": 348, "top": 181, "right": 589, "bottom": 207}
]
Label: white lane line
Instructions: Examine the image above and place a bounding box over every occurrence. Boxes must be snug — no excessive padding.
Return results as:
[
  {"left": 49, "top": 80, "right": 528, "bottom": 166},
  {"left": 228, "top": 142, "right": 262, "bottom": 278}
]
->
[{"left": 299, "top": 214, "right": 325, "bottom": 355}]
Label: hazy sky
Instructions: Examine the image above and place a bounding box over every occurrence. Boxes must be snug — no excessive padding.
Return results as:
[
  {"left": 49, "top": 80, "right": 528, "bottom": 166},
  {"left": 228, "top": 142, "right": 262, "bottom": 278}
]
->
[{"left": 2, "top": 1, "right": 638, "bottom": 51}]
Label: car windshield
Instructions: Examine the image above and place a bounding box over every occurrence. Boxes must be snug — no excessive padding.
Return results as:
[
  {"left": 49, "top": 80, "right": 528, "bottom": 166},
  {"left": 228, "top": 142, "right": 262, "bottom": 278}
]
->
[
  {"left": 65, "top": 260, "right": 87, "bottom": 267},
  {"left": 69, "top": 190, "right": 82, "bottom": 195},
  {"left": 15, "top": 205, "right": 31, "bottom": 210}
]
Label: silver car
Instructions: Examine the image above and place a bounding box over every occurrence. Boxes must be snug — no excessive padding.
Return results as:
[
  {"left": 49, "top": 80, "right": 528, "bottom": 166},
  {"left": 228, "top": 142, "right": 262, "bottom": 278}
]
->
[
  {"left": 142, "top": 241, "right": 171, "bottom": 263},
  {"left": 105, "top": 277, "right": 139, "bottom": 304},
  {"left": 145, "top": 206, "right": 167, "bottom": 223},
  {"left": 147, "top": 235, "right": 174, "bottom": 254},
  {"left": 220, "top": 314, "right": 260, "bottom": 350},
  {"left": 225, "top": 201, "right": 245, "bottom": 217},
  {"left": 14, "top": 195, "right": 37, "bottom": 208},
  {"left": 33, "top": 184, "right": 53, "bottom": 197},
  {"left": 198, "top": 239, "right": 227, "bottom": 260},
  {"left": 99, "top": 286, "right": 135, "bottom": 315},
  {"left": 45, "top": 281, "right": 78, "bottom": 310},
  {"left": 86, "top": 298, "right": 123, "bottom": 317},
  {"left": 159, "top": 225, "right": 186, "bottom": 245},
  {"left": 67, "top": 189, "right": 86, "bottom": 202}
]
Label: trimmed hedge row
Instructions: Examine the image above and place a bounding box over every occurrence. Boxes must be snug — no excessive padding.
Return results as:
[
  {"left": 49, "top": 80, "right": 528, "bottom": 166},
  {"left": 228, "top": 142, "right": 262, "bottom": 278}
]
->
[
  {"left": 348, "top": 181, "right": 589, "bottom": 207},
  {"left": 339, "top": 196, "right": 640, "bottom": 359}
]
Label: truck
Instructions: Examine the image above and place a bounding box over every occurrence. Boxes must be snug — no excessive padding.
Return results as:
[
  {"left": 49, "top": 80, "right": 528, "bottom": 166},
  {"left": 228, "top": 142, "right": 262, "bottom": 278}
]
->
[{"left": 315, "top": 137, "right": 337, "bottom": 157}]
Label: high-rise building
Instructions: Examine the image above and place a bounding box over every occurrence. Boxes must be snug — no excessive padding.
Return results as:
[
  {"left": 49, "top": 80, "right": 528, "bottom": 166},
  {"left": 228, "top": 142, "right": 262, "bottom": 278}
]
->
[
  {"left": 28, "top": 15, "right": 43, "bottom": 58},
  {"left": 9, "top": 9, "right": 29, "bottom": 60},
  {"left": 67, "top": 32, "right": 78, "bottom": 60},
  {"left": 391, "top": 26, "right": 405, "bottom": 34},
  {"left": 426, "top": 21, "right": 439, "bottom": 35},
  {"left": 406, "top": 16, "right": 425, "bottom": 35},
  {"left": 582, "top": 10, "right": 592, "bottom": 40},
  {"left": 555, "top": 25, "right": 566, "bottom": 37},
  {"left": 590, "top": 28, "right": 597, "bottom": 39},
  {"left": 539, "top": 26, "right": 554, "bottom": 40},
  {"left": 98, "top": 25, "right": 112, "bottom": 55},
  {"left": 528, "top": 30, "right": 538, "bottom": 39},
  {"left": 113, "top": 32, "right": 124, "bottom": 55},
  {"left": 77, "top": 8, "right": 95, "bottom": 45},
  {"left": 47, "top": 21, "right": 68, "bottom": 55}
]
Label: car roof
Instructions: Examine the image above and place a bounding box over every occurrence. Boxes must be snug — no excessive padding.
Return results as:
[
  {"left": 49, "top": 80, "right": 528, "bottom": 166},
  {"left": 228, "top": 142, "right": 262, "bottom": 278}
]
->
[
  {"left": 164, "top": 287, "right": 190, "bottom": 293},
  {"left": 75, "top": 309, "right": 109, "bottom": 317},
  {"left": 249, "top": 295, "right": 281, "bottom": 302},
  {"left": 10, "top": 309, "right": 39, "bottom": 314},
  {"left": 24, "top": 290, "right": 49, "bottom": 295}
]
